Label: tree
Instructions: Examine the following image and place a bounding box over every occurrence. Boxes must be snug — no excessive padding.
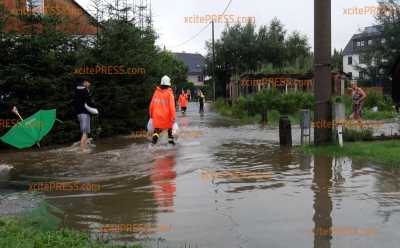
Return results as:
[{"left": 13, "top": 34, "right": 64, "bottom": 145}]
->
[
  {"left": 205, "top": 18, "right": 312, "bottom": 98},
  {"left": 0, "top": 1, "right": 188, "bottom": 146},
  {"left": 331, "top": 49, "right": 343, "bottom": 72},
  {"left": 361, "top": 0, "right": 400, "bottom": 83}
]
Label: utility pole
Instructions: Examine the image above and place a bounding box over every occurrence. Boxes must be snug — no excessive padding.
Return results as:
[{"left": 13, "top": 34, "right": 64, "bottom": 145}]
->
[
  {"left": 314, "top": 0, "right": 332, "bottom": 145},
  {"left": 212, "top": 20, "right": 216, "bottom": 101}
]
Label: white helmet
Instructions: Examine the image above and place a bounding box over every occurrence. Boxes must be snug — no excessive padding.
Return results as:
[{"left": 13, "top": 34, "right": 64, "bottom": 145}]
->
[{"left": 160, "top": 75, "right": 171, "bottom": 86}]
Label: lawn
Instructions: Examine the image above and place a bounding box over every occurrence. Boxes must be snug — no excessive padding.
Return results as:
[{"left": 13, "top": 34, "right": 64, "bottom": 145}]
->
[
  {"left": 302, "top": 140, "right": 400, "bottom": 166},
  {"left": 0, "top": 203, "right": 142, "bottom": 248}
]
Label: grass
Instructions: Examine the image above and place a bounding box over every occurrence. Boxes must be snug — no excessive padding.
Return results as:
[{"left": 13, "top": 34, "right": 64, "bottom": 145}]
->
[
  {"left": 213, "top": 101, "right": 300, "bottom": 126},
  {"left": 0, "top": 203, "right": 142, "bottom": 248},
  {"left": 301, "top": 140, "right": 400, "bottom": 166},
  {"left": 363, "top": 110, "right": 398, "bottom": 120}
]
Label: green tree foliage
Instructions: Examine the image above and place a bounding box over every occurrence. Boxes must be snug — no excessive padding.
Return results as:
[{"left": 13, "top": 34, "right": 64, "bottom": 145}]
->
[
  {"left": 0, "top": 2, "right": 187, "bottom": 146},
  {"left": 216, "top": 89, "right": 315, "bottom": 119},
  {"left": 205, "top": 18, "right": 312, "bottom": 98},
  {"left": 361, "top": 0, "right": 400, "bottom": 81},
  {"left": 331, "top": 49, "right": 343, "bottom": 72}
]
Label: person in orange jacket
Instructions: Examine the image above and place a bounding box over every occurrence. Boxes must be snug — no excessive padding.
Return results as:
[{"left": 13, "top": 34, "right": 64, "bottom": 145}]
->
[
  {"left": 149, "top": 75, "right": 176, "bottom": 145},
  {"left": 178, "top": 89, "right": 188, "bottom": 114}
]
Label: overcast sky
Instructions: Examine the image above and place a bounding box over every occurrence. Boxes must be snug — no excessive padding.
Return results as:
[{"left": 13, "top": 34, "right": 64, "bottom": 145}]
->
[{"left": 77, "top": 0, "right": 379, "bottom": 56}]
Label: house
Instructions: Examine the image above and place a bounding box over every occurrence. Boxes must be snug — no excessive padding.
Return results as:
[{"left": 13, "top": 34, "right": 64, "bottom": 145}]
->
[
  {"left": 342, "top": 25, "right": 384, "bottom": 81},
  {"left": 2, "top": 0, "right": 98, "bottom": 35},
  {"left": 173, "top": 52, "right": 206, "bottom": 86}
]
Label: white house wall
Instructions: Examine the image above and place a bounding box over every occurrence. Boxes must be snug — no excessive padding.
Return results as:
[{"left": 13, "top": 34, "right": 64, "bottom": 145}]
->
[
  {"left": 343, "top": 54, "right": 368, "bottom": 79},
  {"left": 187, "top": 75, "right": 204, "bottom": 86}
]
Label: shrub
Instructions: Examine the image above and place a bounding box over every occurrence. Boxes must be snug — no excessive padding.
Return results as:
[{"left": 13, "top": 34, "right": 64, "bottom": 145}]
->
[
  {"left": 343, "top": 128, "right": 374, "bottom": 142},
  {"left": 364, "top": 91, "right": 393, "bottom": 111},
  {"left": 215, "top": 89, "right": 315, "bottom": 121}
]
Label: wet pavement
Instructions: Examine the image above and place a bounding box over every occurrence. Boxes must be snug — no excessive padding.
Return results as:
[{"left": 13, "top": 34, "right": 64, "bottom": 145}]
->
[{"left": 1, "top": 102, "right": 400, "bottom": 248}]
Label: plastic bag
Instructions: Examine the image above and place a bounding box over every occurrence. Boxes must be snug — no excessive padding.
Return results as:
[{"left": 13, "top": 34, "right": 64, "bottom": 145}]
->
[
  {"left": 147, "top": 119, "right": 154, "bottom": 132},
  {"left": 172, "top": 122, "right": 179, "bottom": 136},
  {"left": 84, "top": 103, "right": 99, "bottom": 115}
]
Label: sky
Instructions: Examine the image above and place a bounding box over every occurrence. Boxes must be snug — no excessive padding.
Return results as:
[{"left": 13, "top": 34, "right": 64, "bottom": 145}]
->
[{"left": 76, "top": 0, "right": 379, "bottom": 56}]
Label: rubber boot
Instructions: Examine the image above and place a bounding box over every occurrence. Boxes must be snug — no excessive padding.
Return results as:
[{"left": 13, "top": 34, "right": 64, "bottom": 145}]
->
[{"left": 152, "top": 133, "right": 159, "bottom": 144}]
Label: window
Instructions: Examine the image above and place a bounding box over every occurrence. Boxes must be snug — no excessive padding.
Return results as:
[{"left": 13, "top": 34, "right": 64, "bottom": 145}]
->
[
  {"left": 26, "top": 0, "right": 44, "bottom": 14},
  {"left": 356, "top": 41, "right": 361, "bottom": 47},
  {"left": 198, "top": 75, "right": 203, "bottom": 82},
  {"left": 348, "top": 72, "right": 352, "bottom": 79},
  {"left": 359, "top": 54, "right": 366, "bottom": 64},
  {"left": 361, "top": 40, "right": 365, "bottom": 47},
  {"left": 368, "top": 40, "right": 372, "bottom": 45},
  {"left": 348, "top": 56, "right": 352, "bottom": 65},
  {"left": 381, "top": 38, "right": 386, "bottom": 44}
]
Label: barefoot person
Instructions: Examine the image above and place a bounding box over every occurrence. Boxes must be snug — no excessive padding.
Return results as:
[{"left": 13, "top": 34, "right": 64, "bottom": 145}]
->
[
  {"left": 178, "top": 89, "right": 188, "bottom": 114},
  {"left": 349, "top": 80, "right": 367, "bottom": 120},
  {"left": 149, "top": 75, "right": 176, "bottom": 145},
  {"left": 73, "top": 80, "right": 98, "bottom": 151}
]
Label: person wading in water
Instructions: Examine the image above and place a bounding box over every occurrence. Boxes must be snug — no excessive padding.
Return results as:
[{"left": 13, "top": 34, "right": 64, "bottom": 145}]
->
[{"left": 149, "top": 75, "right": 176, "bottom": 145}]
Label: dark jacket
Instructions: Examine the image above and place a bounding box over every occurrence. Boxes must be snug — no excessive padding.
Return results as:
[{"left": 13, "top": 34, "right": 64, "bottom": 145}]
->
[{"left": 73, "top": 85, "right": 96, "bottom": 115}]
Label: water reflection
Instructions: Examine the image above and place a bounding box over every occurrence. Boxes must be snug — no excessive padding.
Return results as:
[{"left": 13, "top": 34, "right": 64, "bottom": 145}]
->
[
  {"left": 1, "top": 103, "right": 400, "bottom": 247},
  {"left": 312, "top": 156, "right": 333, "bottom": 248},
  {"left": 150, "top": 153, "right": 176, "bottom": 212}
]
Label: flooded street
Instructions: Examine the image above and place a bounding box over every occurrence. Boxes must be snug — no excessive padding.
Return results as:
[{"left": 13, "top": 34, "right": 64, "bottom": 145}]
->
[{"left": 1, "top": 103, "right": 400, "bottom": 248}]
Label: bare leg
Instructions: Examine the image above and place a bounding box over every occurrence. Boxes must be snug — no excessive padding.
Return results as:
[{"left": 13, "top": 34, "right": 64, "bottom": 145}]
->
[{"left": 80, "top": 133, "right": 88, "bottom": 150}]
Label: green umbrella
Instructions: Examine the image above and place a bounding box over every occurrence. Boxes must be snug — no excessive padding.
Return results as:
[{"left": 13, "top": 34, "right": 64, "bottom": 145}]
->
[{"left": 0, "top": 109, "right": 57, "bottom": 149}]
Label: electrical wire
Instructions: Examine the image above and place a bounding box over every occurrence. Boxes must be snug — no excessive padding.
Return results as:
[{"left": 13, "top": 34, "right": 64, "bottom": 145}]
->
[{"left": 171, "top": 0, "right": 233, "bottom": 48}]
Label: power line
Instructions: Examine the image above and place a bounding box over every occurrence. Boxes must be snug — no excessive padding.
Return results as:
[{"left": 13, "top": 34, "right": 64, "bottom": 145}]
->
[{"left": 171, "top": 0, "right": 233, "bottom": 48}]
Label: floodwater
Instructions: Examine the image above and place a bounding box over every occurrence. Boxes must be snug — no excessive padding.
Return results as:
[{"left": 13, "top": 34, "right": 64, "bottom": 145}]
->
[{"left": 1, "top": 103, "right": 400, "bottom": 248}]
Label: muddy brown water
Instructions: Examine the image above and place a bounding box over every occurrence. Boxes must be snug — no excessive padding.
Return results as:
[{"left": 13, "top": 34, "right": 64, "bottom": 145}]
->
[{"left": 1, "top": 103, "right": 400, "bottom": 248}]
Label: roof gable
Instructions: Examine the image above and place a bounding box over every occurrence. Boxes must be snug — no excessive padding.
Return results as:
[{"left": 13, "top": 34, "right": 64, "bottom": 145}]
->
[{"left": 173, "top": 53, "right": 205, "bottom": 74}]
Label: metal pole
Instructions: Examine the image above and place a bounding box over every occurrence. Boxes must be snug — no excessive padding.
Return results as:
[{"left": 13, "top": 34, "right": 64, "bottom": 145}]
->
[
  {"left": 314, "top": 0, "right": 332, "bottom": 145},
  {"left": 212, "top": 20, "right": 216, "bottom": 102}
]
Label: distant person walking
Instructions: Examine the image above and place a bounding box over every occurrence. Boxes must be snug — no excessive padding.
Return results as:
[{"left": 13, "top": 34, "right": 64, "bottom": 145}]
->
[
  {"left": 186, "top": 89, "right": 192, "bottom": 102},
  {"left": 73, "top": 80, "right": 98, "bottom": 151},
  {"left": 198, "top": 90, "right": 205, "bottom": 113},
  {"left": 178, "top": 89, "right": 188, "bottom": 114},
  {"left": 149, "top": 75, "right": 176, "bottom": 145},
  {"left": 349, "top": 80, "right": 367, "bottom": 120}
]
